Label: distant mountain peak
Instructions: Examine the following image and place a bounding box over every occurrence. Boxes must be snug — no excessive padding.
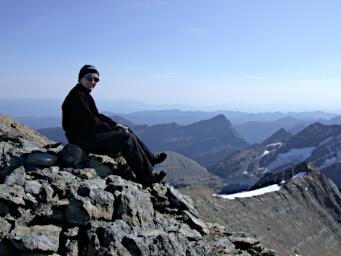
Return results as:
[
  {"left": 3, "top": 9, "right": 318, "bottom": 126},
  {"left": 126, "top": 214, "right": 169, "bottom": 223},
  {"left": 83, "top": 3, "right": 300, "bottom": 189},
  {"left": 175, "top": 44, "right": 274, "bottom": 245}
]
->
[
  {"left": 294, "top": 122, "right": 339, "bottom": 140},
  {"left": 262, "top": 128, "right": 293, "bottom": 145}
]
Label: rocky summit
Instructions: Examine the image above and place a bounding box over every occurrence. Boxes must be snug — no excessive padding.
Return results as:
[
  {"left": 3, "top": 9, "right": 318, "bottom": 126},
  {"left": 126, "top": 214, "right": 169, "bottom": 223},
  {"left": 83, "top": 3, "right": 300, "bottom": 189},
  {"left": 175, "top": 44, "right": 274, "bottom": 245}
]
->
[{"left": 0, "top": 114, "right": 276, "bottom": 256}]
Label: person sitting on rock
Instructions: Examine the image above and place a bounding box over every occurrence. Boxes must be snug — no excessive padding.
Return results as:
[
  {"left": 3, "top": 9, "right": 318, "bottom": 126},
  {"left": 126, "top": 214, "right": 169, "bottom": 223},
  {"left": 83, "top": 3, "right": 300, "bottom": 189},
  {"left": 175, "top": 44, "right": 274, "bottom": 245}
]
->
[{"left": 62, "top": 65, "right": 167, "bottom": 184}]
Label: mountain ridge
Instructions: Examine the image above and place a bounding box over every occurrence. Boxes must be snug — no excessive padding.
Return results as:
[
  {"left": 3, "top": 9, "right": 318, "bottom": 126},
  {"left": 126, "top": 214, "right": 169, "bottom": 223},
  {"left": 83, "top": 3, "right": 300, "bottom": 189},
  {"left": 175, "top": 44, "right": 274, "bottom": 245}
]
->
[
  {"left": 182, "top": 163, "right": 341, "bottom": 256},
  {"left": 210, "top": 122, "right": 341, "bottom": 188}
]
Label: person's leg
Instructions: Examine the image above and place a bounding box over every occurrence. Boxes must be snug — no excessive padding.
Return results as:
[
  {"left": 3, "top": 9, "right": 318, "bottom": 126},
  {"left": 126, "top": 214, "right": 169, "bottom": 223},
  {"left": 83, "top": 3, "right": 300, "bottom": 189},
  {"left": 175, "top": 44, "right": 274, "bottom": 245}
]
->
[
  {"left": 91, "top": 130, "right": 153, "bottom": 178},
  {"left": 128, "top": 129, "right": 167, "bottom": 165}
]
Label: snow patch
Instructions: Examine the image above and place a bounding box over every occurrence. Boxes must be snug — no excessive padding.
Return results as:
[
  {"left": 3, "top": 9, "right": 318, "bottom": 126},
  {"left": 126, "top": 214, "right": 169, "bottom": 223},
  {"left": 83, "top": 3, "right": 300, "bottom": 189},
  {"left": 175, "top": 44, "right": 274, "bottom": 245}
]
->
[
  {"left": 215, "top": 184, "right": 281, "bottom": 200},
  {"left": 319, "top": 137, "right": 333, "bottom": 146},
  {"left": 267, "top": 147, "right": 316, "bottom": 170},
  {"left": 261, "top": 150, "right": 270, "bottom": 157},
  {"left": 266, "top": 142, "right": 282, "bottom": 148}
]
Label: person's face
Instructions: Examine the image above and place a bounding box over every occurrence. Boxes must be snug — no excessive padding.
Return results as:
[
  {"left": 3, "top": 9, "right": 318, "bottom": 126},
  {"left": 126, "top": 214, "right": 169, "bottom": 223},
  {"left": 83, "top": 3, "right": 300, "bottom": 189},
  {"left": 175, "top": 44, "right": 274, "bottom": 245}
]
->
[{"left": 80, "top": 73, "right": 100, "bottom": 91}]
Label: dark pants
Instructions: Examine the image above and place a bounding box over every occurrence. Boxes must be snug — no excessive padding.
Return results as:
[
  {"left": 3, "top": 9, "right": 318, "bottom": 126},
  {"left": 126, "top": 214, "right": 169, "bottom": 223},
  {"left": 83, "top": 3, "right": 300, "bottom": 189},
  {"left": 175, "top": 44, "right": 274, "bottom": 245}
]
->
[{"left": 78, "top": 128, "right": 155, "bottom": 178}]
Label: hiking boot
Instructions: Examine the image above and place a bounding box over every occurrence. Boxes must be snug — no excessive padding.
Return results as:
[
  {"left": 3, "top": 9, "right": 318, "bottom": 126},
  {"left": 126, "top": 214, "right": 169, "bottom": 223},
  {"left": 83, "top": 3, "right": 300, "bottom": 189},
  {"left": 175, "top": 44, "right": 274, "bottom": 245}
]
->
[
  {"left": 151, "top": 153, "right": 167, "bottom": 166},
  {"left": 141, "top": 171, "right": 166, "bottom": 186}
]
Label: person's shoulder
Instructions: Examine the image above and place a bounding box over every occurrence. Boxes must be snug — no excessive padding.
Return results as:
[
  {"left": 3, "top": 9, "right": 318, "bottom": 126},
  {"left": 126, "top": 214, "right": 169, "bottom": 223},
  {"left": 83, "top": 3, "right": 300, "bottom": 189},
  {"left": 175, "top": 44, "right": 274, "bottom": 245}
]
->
[
  {"left": 68, "top": 85, "right": 87, "bottom": 98},
  {"left": 62, "top": 85, "right": 84, "bottom": 106}
]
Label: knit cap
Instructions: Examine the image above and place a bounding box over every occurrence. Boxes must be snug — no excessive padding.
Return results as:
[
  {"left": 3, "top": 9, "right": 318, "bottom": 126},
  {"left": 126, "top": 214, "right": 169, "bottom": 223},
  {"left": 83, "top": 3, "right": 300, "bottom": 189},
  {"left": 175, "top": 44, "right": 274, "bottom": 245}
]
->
[{"left": 78, "top": 65, "right": 99, "bottom": 82}]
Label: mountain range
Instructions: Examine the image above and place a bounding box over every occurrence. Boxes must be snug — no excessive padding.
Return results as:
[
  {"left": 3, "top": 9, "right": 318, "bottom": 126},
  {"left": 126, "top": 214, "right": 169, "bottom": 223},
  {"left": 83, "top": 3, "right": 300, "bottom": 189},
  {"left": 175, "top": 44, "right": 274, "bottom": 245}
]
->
[
  {"left": 38, "top": 114, "right": 249, "bottom": 168},
  {"left": 12, "top": 108, "right": 341, "bottom": 146},
  {"left": 210, "top": 122, "right": 341, "bottom": 187},
  {"left": 134, "top": 114, "right": 248, "bottom": 167}
]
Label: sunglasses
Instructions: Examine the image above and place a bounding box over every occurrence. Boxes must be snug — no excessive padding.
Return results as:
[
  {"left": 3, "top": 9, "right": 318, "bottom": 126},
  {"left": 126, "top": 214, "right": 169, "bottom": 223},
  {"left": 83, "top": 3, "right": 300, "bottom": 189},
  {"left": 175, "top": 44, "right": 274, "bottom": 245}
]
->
[{"left": 84, "top": 74, "right": 100, "bottom": 82}]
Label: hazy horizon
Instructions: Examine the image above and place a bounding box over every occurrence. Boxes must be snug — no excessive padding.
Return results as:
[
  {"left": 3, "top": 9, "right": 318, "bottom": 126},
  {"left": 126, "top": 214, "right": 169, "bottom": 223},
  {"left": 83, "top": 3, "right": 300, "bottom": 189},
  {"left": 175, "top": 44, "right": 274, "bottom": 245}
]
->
[
  {"left": 2, "top": 1, "right": 341, "bottom": 112},
  {"left": 1, "top": 97, "right": 341, "bottom": 117}
]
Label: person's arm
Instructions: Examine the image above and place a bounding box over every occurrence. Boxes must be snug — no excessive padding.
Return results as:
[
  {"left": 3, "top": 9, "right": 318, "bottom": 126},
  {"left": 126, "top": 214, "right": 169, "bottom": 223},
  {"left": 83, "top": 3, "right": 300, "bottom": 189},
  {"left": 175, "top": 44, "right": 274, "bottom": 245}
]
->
[
  {"left": 98, "top": 113, "right": 117, "bottom": 128},
  {"left": 69, "top": 94, "right": 113, "bottom": 133}
]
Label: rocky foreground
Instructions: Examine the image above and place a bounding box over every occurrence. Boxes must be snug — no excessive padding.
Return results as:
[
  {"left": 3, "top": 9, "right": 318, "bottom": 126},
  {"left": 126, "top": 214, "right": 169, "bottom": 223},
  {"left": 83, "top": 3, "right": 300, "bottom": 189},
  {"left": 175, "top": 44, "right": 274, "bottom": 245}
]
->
[{"left": 0, "top": 114, "right": 276, "bottom": 256}]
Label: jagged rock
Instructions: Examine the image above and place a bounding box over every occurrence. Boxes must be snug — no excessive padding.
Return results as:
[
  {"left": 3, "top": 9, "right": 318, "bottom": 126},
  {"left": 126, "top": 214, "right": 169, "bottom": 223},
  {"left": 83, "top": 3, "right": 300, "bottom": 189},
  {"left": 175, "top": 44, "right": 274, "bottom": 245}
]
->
[
  {"left": 154, "top": 211, "right": 202, "bottom": 240},
  {"left": 10, "top": 225, "right": 61, "bottom": 252},
  {"left": 26, "top": 152, "right": 58, "bottom": 167},
  {"left": 167, "top": 185, "right": 198, "bottom": 216},
  {"left": 65, "top": 227, "right": 79, "bottom": 238},
  {"left": 60, "top": 227, "right": 79, "bottom": 256},
  {"left": 24, "top": 180, "right": 42, "bottom": 195},
  {"left": 29, "top": 167, "right": 78, "bottom": 196},
  {"left": 76, "top": 188, "right": 115, "bottom": 221},
  {"left": 182, "top": 210, "right": 209, "bottom": 235},
  {"left": 106, "top": 174, "right": 142, "bottom": 191},
  {"left": 87, "top": 156, "right": 118, "bottom": 178},
  {"left": 0, "top": 184, "right": 25, "bottom": 205},
  {"left": 116, "top": 184, "right": 155, "bottom": 226},
  {"left": 122, "top": 230, "right": 197, "bottom": 256},
  {"left": 64, "top": 239, "right": 78, "bottom": 256},
  {"left": 150, "top": 184, "right": 171, "bottom": 211},
  {"left": 60, "top": 144, "right": 88, "bottom": 167},
  {"left": 65, "top": 198, "right": 89, "bottom": 226},
  {"left": 106, "top": 241, "right": 131, "bottom": 256},
  {"left": 39, "top": 183, "right": 55, "bottom": 203},
  {"left": 25, "top": 192, "right": 38, "bottom": 205},
  {"left": 33, "top": 204, "right": 65, "bottom": 226},
  {"left": 16, "top": 208, "right": 36, "bottom": 226},
  {"left": 0, "top": 217, "right": 11, "bottom": 238},
  {"left": 230, "top": 236, "right": 260, "bottom": 249},
  {"left": 5, "top": 166, "right": 26, "bottom": 186},
  {"left": 80, "top": 176, "right": 107, "bottom": 191},
  {"left": 69, "top": 168, "right": 97, "bottom": 179},
  {"left": 103, "top": 220, "right": 132, "bottom": 246}
]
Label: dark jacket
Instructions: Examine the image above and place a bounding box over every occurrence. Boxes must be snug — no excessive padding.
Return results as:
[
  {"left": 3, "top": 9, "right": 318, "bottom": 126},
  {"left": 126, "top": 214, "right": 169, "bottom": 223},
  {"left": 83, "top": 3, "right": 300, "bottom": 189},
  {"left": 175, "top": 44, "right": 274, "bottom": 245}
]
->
[{"left": 62, "top": 84, "right": 117, "bottom": 145}]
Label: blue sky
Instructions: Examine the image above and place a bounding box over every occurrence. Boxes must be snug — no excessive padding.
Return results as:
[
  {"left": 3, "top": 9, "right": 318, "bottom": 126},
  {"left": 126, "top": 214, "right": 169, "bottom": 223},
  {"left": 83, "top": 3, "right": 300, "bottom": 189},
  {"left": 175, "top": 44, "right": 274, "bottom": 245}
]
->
[{"left": 1, "top": 0, "right": 341, "bottom": 112}]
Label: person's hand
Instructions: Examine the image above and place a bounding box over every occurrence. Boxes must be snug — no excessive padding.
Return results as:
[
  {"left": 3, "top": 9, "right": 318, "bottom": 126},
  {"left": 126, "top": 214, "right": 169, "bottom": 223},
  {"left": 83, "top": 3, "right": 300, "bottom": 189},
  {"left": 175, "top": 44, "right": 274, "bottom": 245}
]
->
[{"left": 116, "top": 123, "right": 129, "bottom": 132}]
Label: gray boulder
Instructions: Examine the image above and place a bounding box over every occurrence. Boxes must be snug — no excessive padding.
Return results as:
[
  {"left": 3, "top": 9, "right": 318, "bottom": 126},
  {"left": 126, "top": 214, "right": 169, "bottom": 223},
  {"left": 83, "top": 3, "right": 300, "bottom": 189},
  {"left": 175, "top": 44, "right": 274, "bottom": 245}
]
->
[
  {"left": 10, "top": 225, "right": 61, "bottom": 252},
  {"left": 26, "top": 151, "right": 58, "bottom": 167},
  {"left": 61, "top": 144, "right": 88, "bottom": 167}
]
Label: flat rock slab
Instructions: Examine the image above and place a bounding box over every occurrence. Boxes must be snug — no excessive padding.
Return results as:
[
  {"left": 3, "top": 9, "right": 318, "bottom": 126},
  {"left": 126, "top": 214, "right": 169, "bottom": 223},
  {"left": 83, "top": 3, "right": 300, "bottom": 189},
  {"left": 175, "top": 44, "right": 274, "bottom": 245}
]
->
[
  {"left": 26, "top": 152, "right": 58, "bottom": 167},
  {"left": 0, "top": 184, "right": 25, "bottom": 205},
  {"left": 10, "top": 225, "right": 62, "bottom": 252},
  {"left": 0, "top": 217, "right": 11, "bottom": 238},
  {"left": 5, "top": 166, "right": 26, "bottom": 186},
  {"left": 230, "top": 236, "right": 260, "bottom": 249}
]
